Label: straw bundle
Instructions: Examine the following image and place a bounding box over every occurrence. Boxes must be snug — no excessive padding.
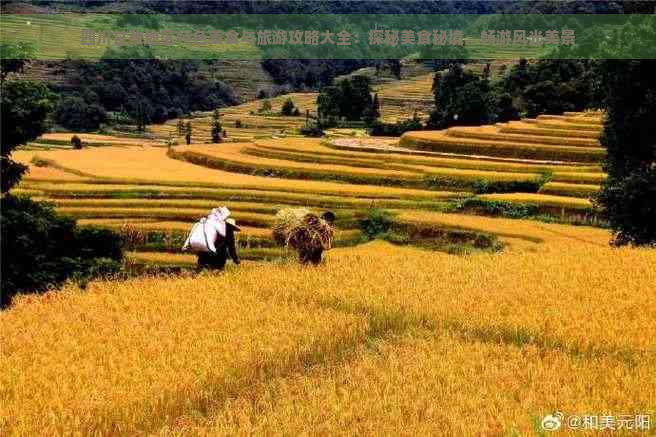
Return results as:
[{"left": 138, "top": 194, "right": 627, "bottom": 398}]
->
[{"left": 272, "top": 208, "right": 334, "bottom": 251}]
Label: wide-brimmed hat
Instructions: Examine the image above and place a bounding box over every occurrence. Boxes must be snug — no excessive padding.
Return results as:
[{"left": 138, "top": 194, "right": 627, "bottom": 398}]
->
[{"left": 226, "top": 218, "right": 240, "bottom": 231}]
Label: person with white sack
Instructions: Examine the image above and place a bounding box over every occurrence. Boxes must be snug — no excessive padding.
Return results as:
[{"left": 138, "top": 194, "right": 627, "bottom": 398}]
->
[{"left": 182, "top": 207, "right": 241, "bottom": 270}]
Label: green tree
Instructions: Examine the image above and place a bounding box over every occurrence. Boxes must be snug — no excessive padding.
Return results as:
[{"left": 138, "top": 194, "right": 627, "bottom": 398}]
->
[
  {"left": 281, "top": 98, "right": 296, "bottom": 116},
  {"left": 428, "top": 64, "right": 494, "bottom": 129},
  {"left": 54, "top": 95, "right": 106, "bottom": 131},
  {"left": 210, "top": 109, "right": 222, "bottom": 143},
  {"left": 595, "top": 60, "right": 656, "bottom": 246},
  {"left": 177, "top": 119, "right": 185, "bottom": 135},
  {"left": 364, "top": 93, "right": 381, "bottom": 125},
  {"left": 1, "top": 68, "right": 123, "bottom": 307},
  {"left": 1, "top": 80, "right": 55, "bottom": 193},
  {"left": 185, "top": 121, "right": 192, "bottom": 145}
]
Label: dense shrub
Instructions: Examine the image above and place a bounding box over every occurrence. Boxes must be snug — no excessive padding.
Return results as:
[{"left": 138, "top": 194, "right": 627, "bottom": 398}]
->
[
  {"left": 359, "top": 209, "right": 394, "bottom": 239},
  {"left": 369, "top": 117, "right": 422, "bottom": 137},
  {"left": 281, "top": 98, "right": 296, "bottom": 116},
  {"left": 71, "top": 135, "right": 83, "bottom": 149},
  {"left": 317, "top": 76, "right": 375, "bottom": 124},
  {"left": 54, "top": 95, "right": 106, "bottom": 131},
  {"left": 427, "top": 64, "right": 501, "bottom": 129},
  {"left": 1, "top": 196, "right": 123, "bottom": 308}
]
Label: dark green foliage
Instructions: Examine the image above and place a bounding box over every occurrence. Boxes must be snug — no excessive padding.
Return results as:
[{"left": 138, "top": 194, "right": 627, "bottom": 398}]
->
[
  {"left": 71, "top": 135, "right": 83, "bottom": 149},
  {"left": 54, "top": 95, "right": 106, "bottom": 131},
  {"left": 472, "top": 175, "right": 548, "bottom": 195},
  {"left": 210, "top": 109, "right": 222, "bottom": 143},
  {"left": 363, "top": 93, "right": 381, "bottom": 125},
  {"left": 419, "top": 45, "right": 469, "bottom": 71},
  {"left": 1, "top": 79, "right": 55, "bottom": 193},
  {"left": 259, "top": 99, "right": 273, "bottom": 113},
  {"left": 116, "top": 13, "right": 161, "bottom": 29},
  {"left": 369, "top": 117, "right": 422, "bottom": 137},
  {"left": 454, "top": 198, "right": 540, "bottom": 218},
  {"left": 60, "top": 51, "right": 236, "bottom": 127},
  {"left": 501, "top": 59, "right": 597, "bottom": 117},
  {"left": 428, "top": 64, "right": 498, "bottom": 129},
  {"left": 596, "top": 60, "right": 656, "bottom": 246},
  {"left": 299, "top": 123, "right": 324, "bottom": 137},
  {"left": 359, "top": 209, "right": 394, "bottom": 239},
  {"left": 317, "top": 75, "right": 373, "bottom": 124},
  {"left": 1, "top": 196, "right": 123, "bottom": 308},
  {"left": 281, "top": 98, "right": 296, "bottom": 116}
]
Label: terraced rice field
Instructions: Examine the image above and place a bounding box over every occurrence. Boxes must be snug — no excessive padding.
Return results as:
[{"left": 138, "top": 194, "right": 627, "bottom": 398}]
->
[
  {"left": 147, "top": 71, "right": 436, "bottom": 143},
  {"left": 13, "top": 109, "right": 607, "bottom": 269}
]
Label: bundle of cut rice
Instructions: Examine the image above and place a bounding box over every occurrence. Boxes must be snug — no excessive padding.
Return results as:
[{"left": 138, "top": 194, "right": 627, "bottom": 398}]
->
[{"left": 272, "top": 208, "right": 334, "bottom": 251}]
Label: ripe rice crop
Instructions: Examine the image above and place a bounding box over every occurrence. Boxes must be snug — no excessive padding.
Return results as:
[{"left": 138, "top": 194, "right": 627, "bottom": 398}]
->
[
  {"left": 13, "top": 148, "right": 453, "bottom": 201},
  {"left": 400, "top": 131, "right": 605, "bottom": 162},
  {"left": 499, "top": 124, "right": 601, "bottom": 140},
  {"left": 254, "top": 138, "right": 604, "bottom": 176},
  {"left": 3, "top": 237, "right": 654, "bottom": 435},
  {"left": 446, "top": 126, "right": 601, "bottom": 148},
  {"left": 539, "top": 182, "right": 600, "bottom": 198}
]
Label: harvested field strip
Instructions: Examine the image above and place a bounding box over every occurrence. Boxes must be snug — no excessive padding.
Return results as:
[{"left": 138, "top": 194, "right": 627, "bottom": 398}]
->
[
  {"left": 328, "top": 138, "right": 600, "bottom": 167},
  {"left": 549, "top": 171, "right": 606, "bottom": 184},
  {"left": 536, "top": 114, "right": 604, "bottom": 125},
  {"left": 57, "top": 207, "right": 275, "bottom": 227},
  {"left": 499, "top": 124, "right": 601, "bottom": 139},
  {"left": 57, "top": 207, "right": 362, "bottom": 228},
  {"left": 13, "top": 147, "right": 455, "bottom": 201},
  {"left": 253, "top": 139, "right": 603, "bottom": 174},
  {"left": 540, "top": 181, "right": 600, "bottom": 198},
  {"left": 535, "top": 121, "right": 603, "bottom": 132},
  {"left": 168, "top": 146, "right": 453, "bottom": 190},
  {"left": 400, "top": 131, "right": 605, "bottom": 162},
  {"left": 252, "top": 144, "right": 605, "bottom": 186},
  {"left": 171, "top": 143, "right": 420, "bottom": 179},
  {"left": 24, "top": 184, "right": 454, "bottom": 209},
  {"left": 19, "top": 181, "right": 459, "bottom": 203},
  {"left": 478, "top": 193, "right": 593, "bottom": 210},
  {"left": 244, "top": 145, "right": 544, "bottom": 183},
  {"left": 47, "top": 199, "right": 286, "bottom": 214},
  {"left": 79, "top": 219, "right": 272, "bottom": 237},
  {"left": 446, "top": 127, "right": 600, "bottom": 147}
]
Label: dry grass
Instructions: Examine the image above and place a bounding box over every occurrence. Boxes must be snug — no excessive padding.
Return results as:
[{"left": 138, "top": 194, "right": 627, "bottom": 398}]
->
[{"left": 3, "top": 238, "right": 655, "bottom": 435}]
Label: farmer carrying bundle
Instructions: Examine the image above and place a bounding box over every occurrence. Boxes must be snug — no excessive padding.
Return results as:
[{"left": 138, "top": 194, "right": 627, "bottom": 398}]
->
[
  {"left": 272, "top": 208, "right": 336, "bottom": 265},
  {"left": 182, "top": 207, "right": 240, "bottom": 270}
]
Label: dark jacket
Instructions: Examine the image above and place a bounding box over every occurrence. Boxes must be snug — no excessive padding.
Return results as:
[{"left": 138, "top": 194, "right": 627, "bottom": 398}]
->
[{"left": 197, "top": 226, "right": 240, "bottom": 269}]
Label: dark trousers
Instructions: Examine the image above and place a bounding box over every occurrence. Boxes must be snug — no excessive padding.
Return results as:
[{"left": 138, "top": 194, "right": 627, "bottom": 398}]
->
[
  {"left": 197, "top": 251, "right": 228, "bottom": 270},
  {"left": 298, "top": 247, "right": 324, "bottom": 265}
]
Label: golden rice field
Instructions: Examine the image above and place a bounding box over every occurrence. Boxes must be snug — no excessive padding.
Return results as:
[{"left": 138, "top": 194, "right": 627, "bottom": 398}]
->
[
  {"left": 11, "top": 109, "right": 608, "bottom": 269},
  {"left": 5, "top": 71, "right": 655, "bottom": 435},
  {"left": 3, "top": 236, "right": 655, "bottom": 435}
]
